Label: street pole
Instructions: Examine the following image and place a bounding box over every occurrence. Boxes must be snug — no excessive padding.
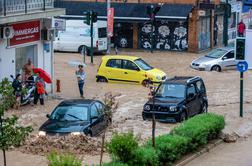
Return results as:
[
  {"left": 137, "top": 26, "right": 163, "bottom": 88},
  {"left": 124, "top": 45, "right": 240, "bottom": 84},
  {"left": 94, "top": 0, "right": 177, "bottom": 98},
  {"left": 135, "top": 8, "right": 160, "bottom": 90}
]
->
[
  {"left": 107, "top": 0, "right": 111, "bottom": 55},
  {"left": 90, "top": 11, "right": 94, "bottom": 64},
  {"left": 240, "top": 71, "right": 243, "bottom": 117}
]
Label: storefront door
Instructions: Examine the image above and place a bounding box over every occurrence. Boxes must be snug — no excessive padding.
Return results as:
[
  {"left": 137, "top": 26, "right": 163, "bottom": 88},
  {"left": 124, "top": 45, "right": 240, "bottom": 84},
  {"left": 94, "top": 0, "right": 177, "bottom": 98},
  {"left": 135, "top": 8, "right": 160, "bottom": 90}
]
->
[
  {"left": 198, "top": 17, "right": 211, "bottom": 50},
  {"left": 15, "top": 45, "right": 37, "bottom": 75}
]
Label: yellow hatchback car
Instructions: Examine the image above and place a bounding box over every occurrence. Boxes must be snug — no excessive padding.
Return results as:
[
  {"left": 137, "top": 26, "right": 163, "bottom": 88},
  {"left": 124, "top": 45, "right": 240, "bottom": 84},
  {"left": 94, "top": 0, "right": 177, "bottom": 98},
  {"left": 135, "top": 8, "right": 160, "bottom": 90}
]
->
[{"left": 96, "top": 55, "right": 167, "bottom": 85}]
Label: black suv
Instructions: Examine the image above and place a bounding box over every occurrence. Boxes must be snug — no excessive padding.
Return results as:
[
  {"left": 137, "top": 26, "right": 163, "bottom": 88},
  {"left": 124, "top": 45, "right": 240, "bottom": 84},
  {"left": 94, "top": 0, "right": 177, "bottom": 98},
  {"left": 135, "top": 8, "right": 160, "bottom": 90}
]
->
[{"left": 142, "top": 76, "right": 208, "bottom": 123}]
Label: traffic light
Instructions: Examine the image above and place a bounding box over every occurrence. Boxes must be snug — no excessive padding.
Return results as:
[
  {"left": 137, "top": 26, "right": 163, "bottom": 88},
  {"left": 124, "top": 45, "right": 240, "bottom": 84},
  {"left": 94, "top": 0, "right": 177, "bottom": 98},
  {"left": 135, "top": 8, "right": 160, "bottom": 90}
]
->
[
  {"left": 92, "top": 12, "right": 98, "bottom": 23},
  {"left": 236, "top": 38, "right": 246, "bottom": 60},
  {"left": 83, "top": 11, "right": 91, "bottom": 25}
]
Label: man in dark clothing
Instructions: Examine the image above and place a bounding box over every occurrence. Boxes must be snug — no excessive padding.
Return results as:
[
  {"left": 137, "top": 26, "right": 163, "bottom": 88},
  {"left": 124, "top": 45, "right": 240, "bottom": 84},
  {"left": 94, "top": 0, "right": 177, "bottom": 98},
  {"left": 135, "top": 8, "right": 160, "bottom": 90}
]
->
[{"left": 238, "top": 20, "right": 246, "bottom": 37}]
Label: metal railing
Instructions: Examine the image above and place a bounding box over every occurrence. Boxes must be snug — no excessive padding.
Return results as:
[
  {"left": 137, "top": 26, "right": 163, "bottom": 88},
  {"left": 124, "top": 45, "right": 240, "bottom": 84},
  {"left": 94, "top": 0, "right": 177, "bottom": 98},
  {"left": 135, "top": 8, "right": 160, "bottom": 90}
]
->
[{"left": 0, "top": 0, "right": 54, "bottom": 16}]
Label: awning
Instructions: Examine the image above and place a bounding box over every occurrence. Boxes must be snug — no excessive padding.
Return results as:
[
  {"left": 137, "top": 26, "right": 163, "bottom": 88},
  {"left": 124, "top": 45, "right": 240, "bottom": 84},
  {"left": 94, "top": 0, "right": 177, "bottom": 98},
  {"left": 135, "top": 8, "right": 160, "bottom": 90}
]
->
[{"left": 54, "top": 1, "right": 193, "bottom": 22}]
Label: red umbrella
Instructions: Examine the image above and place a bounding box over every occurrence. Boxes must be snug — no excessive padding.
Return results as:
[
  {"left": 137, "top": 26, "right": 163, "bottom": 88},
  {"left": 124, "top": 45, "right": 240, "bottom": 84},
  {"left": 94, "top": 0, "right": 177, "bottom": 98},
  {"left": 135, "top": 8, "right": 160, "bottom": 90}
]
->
[{"left": 33, "top": 68, "right": 52, "bottom": 83}]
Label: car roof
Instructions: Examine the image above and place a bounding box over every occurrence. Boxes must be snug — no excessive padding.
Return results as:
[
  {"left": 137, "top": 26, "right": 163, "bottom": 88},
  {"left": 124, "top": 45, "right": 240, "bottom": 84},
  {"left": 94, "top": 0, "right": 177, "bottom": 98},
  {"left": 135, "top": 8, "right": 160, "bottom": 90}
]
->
[
  {"left": 164, "top": 76, "right": 202, "bottom": 85},
  {"left": 102, "top": 55, "right": 140, "bottom": 61},
  {"left": 58, "top": 99, "right": 98, "bottom": 106}
]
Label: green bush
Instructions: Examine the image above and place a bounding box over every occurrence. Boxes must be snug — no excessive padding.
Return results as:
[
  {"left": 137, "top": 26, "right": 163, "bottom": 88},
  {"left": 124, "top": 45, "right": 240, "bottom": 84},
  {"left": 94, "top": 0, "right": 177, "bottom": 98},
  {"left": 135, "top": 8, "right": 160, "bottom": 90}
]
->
[
  {"left": 102, "top": 162, "right": 128, "bottom": 166},
  {"left": 171, "top": 113, "right": 225, "bottom": 150},
  {"left": 47, "top": 152, "right": 82, "bottom": 166},
  {"left": 146, "top": 135, "right": 190, "bottom": 165},
  {"left": 106, "top": 132, "right": 138, "bottom": 163},
  {"left": 130, "top": 147, "right": 158, "bottom": 166}
]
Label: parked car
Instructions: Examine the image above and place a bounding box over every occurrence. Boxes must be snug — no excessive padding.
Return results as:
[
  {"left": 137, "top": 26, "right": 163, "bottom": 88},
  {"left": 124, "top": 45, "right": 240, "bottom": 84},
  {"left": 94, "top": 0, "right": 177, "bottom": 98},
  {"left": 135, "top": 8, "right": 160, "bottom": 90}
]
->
[
  {"left": 96, "top": 55, "right": 167, "bottom": 85},
  {"left": 191, "top": 48, "right": 237, "bottom": 72},
  {"left": 142, "top": 76, "right": 208, "bottom": 123},
  {"left": 54, "top": 20, "right": 107, "bottom": 55},
  {"left": 39, "top": 99, "right": 110, "bottom": 137}
]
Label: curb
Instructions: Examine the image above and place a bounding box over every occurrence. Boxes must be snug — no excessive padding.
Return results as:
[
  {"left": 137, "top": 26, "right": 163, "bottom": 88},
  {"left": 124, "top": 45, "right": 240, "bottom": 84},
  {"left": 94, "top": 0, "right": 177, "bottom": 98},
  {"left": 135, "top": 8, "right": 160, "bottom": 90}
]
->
[{"left": 175, "top": 139, "right": 224, "bottom": 166}]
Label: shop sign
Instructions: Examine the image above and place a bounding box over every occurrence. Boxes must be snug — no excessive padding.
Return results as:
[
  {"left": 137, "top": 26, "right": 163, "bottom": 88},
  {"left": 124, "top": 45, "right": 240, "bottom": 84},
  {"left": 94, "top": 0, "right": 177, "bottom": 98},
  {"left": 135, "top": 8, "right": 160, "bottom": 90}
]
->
[
  {"left": 9, "top": 20, "right": 40, "bottom": 47},
  {"left": 52, "top": 18, "right": 66, "bottom": 31},
  {"left": 107, "top": 8, "right": 114, "bottom": 37}
]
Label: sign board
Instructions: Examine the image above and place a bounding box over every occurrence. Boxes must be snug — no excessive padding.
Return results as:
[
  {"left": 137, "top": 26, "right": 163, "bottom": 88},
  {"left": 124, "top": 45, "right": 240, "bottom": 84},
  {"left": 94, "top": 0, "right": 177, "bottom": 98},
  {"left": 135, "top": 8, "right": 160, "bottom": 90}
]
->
[
  {"left": 107, "top": 8, "right": 114, "bottom": 37},
  {"left": 9, "top": 20, "right": 40, "bottom": 47},
  {"left": 52, "top": 18, "right": 66, "bottom": 31},
  {"left": 237, "top": 61, "right": 248, "bottom": 72},
  {"left": 245, "top": 29, "right": 252, "bottom": 69}
]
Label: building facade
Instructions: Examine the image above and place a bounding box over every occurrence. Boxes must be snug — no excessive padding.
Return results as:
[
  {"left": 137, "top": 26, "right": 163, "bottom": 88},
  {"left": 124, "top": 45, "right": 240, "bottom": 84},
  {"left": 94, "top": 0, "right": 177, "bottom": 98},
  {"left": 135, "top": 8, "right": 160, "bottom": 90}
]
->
[
  {"left": 55, "top": 0, "right": 228, "bottom": 52},
  {"left": 0, "top": 0, "right": 65, "bottom": 92}
]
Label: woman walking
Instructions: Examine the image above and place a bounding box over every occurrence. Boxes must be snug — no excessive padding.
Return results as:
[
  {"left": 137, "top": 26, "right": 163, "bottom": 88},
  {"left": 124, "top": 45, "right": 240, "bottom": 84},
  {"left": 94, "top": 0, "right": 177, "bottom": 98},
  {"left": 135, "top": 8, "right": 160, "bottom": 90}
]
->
[
  {"left": 75, "top": 65, "right": 86, "bottom": 98},
  {"left": 34, "top": 74, "right": 46, "bottom": 105}
]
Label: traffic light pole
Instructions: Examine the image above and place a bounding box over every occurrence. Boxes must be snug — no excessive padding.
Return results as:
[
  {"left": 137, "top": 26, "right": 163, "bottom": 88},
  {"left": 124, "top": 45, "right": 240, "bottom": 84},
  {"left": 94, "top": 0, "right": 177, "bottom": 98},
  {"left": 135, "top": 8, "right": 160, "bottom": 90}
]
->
[{"left": 90, "top": 11, "right": 94, "bottom": 64}]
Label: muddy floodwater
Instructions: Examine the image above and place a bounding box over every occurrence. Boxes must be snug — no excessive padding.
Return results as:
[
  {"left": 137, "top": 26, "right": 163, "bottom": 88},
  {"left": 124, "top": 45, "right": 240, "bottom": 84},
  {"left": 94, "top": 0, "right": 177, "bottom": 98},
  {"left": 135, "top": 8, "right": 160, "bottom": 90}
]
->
[{"left": 2, "top": 50, "right": 252, "bottom": 166}]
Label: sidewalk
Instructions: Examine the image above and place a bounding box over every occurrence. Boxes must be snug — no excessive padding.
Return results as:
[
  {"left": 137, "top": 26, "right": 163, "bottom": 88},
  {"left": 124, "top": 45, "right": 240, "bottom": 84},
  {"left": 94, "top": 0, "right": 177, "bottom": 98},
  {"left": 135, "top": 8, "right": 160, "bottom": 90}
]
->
[{"left": 185, "top": 137, "right": 252, "bottom": 166}]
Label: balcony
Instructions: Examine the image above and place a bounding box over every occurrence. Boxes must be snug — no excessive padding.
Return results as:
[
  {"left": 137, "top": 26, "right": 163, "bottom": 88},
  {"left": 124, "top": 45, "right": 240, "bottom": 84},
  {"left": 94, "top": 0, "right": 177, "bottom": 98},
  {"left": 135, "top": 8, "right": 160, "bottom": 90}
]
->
[{"left": 0, "top": 0, "right": 65, "bottom": 24}]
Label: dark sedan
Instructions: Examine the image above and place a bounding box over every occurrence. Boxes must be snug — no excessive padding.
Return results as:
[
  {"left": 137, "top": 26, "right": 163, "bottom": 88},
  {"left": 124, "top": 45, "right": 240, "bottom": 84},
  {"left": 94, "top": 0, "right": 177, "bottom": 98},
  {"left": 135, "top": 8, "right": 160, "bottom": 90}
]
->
[{"left": 39, "top": 99, "right": 110, "bottom": 137}]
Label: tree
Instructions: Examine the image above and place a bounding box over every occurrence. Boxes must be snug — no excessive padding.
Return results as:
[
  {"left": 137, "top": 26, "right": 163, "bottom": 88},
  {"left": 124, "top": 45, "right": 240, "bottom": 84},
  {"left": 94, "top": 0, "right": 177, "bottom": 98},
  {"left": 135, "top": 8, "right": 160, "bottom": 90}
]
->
[{"left": 0, "top": 78, "right": 32, "bottom": 166}]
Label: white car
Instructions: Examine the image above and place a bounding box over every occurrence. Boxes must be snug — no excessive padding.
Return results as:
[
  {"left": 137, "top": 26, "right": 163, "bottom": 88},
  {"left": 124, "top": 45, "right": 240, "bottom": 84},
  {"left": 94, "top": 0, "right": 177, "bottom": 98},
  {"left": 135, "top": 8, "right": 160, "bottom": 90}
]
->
[{"left": 191, "top": 48, "right": 237, "bottom": 72}]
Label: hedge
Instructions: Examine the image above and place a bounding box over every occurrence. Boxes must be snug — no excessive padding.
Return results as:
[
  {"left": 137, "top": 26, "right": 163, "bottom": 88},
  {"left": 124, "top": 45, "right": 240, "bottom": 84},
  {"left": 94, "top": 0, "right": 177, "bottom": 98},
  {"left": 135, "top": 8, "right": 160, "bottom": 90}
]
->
[
  {"left": 105, "top": 113, "right": 225, "bottom": 166},
  {"left": 170, "top": 113, "right": 225, "bottom": 150}
]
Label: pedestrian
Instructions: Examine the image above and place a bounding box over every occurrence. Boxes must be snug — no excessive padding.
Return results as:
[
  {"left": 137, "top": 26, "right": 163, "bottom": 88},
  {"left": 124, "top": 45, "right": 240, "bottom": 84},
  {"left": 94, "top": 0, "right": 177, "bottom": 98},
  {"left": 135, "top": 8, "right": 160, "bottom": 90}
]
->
[
  {"left": 34, "top": 73, "right": 45, "bottom": 105},
  {"left": 114, "top": 32, "right": 119, "bottom": 55},
  {"left": 12, "top": 74, "right": 23, "bottom": 109},
  {"left": 75, "top": 65, "right": 86, "bottom": 98},
  {"left": 22, "top": 58, "right": 34, "bottom": 82},
  {"left": 238, "top": 19, "right": 246, "bottom": 37},
  {"left": 214, "top": 21, "right": 218, "bottom": 46}
]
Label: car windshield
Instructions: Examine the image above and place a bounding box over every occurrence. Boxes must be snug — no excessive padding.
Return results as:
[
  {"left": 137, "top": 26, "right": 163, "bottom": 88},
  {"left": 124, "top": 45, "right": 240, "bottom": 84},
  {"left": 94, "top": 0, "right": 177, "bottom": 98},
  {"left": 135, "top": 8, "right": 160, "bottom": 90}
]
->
[
  {"left": 205, "top": 49, "right": 228, "bottom": 59},
  {"left": 155, "top": 84, "right": 185, "bottom": 98},
  {"left": 50, "top": 106, "right": 88, "bottom": 121},
  {"left": 134, "top": 58, "right": 153, "bottom": 71}
]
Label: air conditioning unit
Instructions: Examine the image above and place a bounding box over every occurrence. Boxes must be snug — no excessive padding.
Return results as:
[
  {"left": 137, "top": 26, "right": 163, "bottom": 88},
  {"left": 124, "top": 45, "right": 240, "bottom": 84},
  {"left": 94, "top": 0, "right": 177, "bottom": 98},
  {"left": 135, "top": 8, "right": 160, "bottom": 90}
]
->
[
  {"left": 3, "top": 26, "right": 14, "bottom": 39},
  {"left": 41, "top": 28, "right": 55, "bottom": 41}
]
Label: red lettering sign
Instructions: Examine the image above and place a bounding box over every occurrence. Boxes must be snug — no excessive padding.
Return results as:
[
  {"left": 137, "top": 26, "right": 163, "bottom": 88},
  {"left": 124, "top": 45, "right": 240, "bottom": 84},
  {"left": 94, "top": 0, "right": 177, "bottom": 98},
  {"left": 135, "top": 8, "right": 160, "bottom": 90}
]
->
[
  {"left": 10, "top": 20, "right": 40, "bottom": 46},
  {"left": 107, "top": 8, "right": 114, "bottom": 37}
]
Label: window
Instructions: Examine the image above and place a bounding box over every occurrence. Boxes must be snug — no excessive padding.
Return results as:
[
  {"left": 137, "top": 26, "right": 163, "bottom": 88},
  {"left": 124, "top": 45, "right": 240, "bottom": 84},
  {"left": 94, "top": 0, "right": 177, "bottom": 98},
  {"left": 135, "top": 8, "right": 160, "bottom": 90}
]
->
[
  {"left": 122, "top": 60, "right": 139, "bottom": 71},
  {"left": 187, "top": 84, "right": 196, "bottom": 97},
  {"left": 98, "top": 28, "right": 107, "bottom": 38},
  {"left": 51, "top": 106, "right": 88, "bottom": 121},
  {"left": 95, "top": 102, "right": 104, "bottom": 114},
  {"left": 223, "top": 51, "right": 234, "bottom": 59},
  {"left": 106, "top": 59, "right": 122, "bottom": 68},
  {"left": 155, "top": 84, "right": 185, "bottom": 98},
  {"left": 205, "top": 49, "right": 228, "bottom": 59},
  {"left": 91, "top": 104, "right": 99, "bottom": 117},
  {"left": 196, "top": 81, "right": 206, "bottom": 93},
  {"left": 134, "top": 58, "right": 153, "bottom": 71}
]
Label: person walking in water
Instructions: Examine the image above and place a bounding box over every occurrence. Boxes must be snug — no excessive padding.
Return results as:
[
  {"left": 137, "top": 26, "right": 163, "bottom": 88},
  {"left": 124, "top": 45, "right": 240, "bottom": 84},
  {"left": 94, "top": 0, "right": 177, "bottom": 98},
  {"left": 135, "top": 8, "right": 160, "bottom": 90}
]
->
[
  {"left": 75, "top": 65, "right": 86, "bottom": 98},
  {"left": 238, "top": 19, "right": 246, "bottom": 37}
]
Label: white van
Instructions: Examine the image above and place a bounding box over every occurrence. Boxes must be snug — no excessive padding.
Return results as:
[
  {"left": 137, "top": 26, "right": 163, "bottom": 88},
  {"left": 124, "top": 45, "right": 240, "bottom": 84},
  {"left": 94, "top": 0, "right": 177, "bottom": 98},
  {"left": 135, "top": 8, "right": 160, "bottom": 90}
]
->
[{"left": 54, "top": 20, "right": 107, "bottom": 55}]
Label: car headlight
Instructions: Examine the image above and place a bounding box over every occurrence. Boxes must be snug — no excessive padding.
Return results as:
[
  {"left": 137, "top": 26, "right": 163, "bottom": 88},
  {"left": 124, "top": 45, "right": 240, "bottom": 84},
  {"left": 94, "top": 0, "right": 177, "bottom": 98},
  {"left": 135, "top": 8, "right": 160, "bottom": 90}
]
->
[
  {"left": 38, "top": 131, "right": 46, "bottom": 137},
  {"left": 156, "top": 76, "right": 161, "bottom": 80},
  {"left": 144, "top": 104, "right": 151, "bottom": 111},
  {"left": 169, "top": 106, "right": 177, "bottom": 112},
  {"left": 71, "top": 132, "right": 81, "bottom": 136}
]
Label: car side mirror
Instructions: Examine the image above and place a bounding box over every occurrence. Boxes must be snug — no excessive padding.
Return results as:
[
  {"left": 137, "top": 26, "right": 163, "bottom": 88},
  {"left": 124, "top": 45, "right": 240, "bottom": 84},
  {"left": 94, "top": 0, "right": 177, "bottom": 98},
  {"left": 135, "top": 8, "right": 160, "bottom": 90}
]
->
[
  {"left": 188, "top": 93, "right": 195, "bottom": 99},
  {"left": 46, "top": 114, "right": 50, "bottom": 118},
  {"left": 222, "top": 57, "right": 227, "bottom": 60}
]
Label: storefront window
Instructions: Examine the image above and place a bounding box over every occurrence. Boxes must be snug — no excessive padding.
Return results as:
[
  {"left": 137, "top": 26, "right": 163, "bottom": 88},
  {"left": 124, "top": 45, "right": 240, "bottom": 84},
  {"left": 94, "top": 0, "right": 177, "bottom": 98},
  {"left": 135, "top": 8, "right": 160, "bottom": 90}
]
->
[{"left": 15, "top": 45, "right": 37, "bottom": 75}]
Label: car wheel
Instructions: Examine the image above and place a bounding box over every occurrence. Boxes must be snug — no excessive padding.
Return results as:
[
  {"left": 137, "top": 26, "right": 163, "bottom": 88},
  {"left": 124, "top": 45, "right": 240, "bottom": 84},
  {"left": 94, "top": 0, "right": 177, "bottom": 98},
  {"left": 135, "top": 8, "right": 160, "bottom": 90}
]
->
[
  {"left": 211, "top": 65, "right": 221, "bottom": 72},
  {"left": 201, "top": 103, "right": 208, "bottom": 114},
  {"left": 97, "top": 76, "right": 108, "bottom": 83},
  {"left": 179, "top": 111, "right": 187, "bottom": 122},
  {"left": 142, "top": 79, "right": 152, "bottom": 87}
]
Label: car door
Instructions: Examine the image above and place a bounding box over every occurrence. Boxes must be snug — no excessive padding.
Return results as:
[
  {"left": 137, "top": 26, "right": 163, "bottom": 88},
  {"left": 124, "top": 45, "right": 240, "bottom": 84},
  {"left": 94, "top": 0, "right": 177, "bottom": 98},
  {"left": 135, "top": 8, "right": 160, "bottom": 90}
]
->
[
  {"left": 185, "top": 83, "right": 199, "bottom": 116},
  {"left": 196, "top": 80, "right": 207, "bottom": 113},
  {"left": 105, "top": 59, "right": 128, "bottom": 83},
  {"left": 90, "top": 104, "right": 101, "bottom": 136},
  {"left": 220, "top": 50, "right": 236, "bottom": 70},
  {"left": 121, "top": 60, "right": 143, "bottom": 84},
  {"left": 95, "top": 102, "right": 108, "bottom": 131}
]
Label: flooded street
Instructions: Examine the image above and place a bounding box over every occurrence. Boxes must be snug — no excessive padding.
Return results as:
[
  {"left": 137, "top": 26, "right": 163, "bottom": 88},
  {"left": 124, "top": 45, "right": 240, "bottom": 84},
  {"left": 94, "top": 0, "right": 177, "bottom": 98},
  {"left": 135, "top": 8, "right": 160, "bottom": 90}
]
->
[{"left": 2, "top": 50, "right": 252, "bottom": 166}]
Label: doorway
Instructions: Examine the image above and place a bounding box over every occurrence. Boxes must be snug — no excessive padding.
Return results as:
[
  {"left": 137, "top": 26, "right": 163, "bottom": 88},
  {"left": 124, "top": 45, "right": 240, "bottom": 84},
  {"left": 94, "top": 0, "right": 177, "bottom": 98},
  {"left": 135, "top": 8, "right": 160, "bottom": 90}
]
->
[{"left": 15, "top": 45, "right": 37, "bottom": 75}]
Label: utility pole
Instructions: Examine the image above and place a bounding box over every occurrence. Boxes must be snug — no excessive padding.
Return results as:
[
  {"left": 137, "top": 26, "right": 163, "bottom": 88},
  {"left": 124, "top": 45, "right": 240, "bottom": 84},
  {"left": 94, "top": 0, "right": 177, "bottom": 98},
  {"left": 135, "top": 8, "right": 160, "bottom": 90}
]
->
[{"left": 107, "top": 0, "right": 111, "bottom": 54}]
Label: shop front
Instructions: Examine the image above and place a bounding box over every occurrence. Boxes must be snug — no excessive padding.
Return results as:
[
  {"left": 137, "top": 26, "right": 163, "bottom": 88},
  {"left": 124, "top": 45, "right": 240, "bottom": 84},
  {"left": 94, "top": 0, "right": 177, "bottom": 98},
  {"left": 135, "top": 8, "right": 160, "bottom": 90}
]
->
[{"left": 0, "top": 19, "right": 53, "bottom": 92}]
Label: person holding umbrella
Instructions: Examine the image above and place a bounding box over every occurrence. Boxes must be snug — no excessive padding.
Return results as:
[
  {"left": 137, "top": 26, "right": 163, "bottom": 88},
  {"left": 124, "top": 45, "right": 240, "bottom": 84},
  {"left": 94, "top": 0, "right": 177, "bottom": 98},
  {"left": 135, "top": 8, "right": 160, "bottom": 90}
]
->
[
  {"left": 32, "top": 68, "right": 52, "bottom": 105},
  {"left": 75, "top": 64, "right": 86, "bottom": 98}
]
